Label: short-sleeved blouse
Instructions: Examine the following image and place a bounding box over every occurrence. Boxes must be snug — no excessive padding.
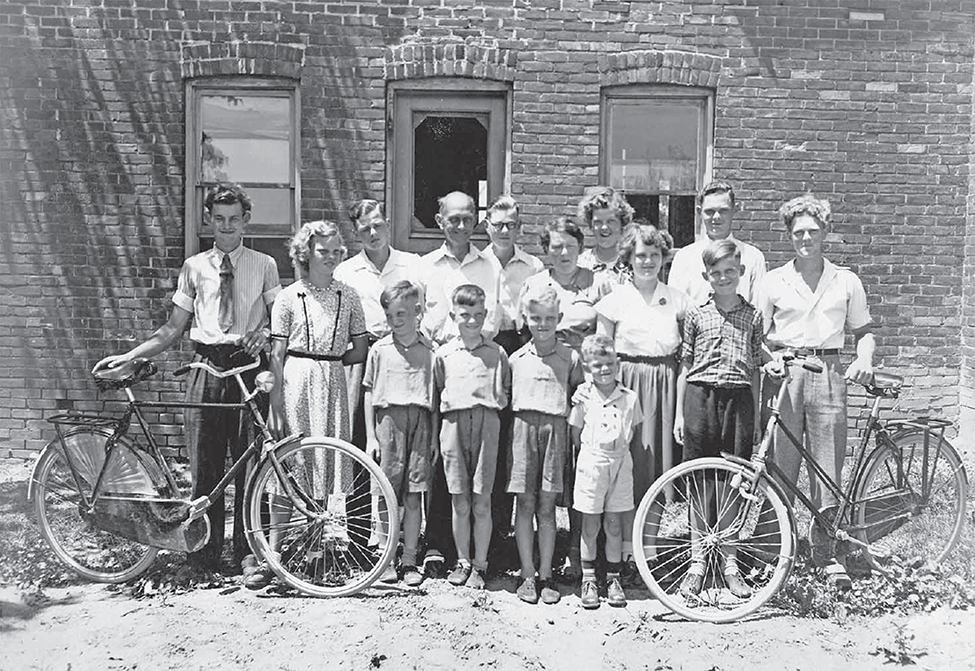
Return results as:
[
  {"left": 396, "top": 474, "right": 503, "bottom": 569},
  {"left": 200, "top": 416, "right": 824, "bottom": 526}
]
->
[
  {"left": 594, "top": 282, "right": 691, "bottom": 357},
  {"left": 520, "top": 268, "right": 612, "bottom": 352}
]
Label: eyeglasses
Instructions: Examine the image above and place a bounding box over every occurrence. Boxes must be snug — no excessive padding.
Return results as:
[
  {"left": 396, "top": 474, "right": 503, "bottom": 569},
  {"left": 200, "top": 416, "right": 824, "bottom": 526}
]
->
[{"left": 488, "top": 220, "right": 521, "bottom": 231}]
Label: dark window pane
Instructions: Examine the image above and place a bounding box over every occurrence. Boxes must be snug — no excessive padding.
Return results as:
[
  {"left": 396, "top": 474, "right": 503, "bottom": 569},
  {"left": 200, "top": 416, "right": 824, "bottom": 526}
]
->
[
  {"left": 200, "top": 95, "right": 291, "bottom": 184},
  {"left": 627, "top": 194, "right": 660, "bottom": 228},
  {"left": 667, "top": 195, "right": 696, "bottom": 248},
  {"left": 413, "top": 115, "right": 488, "bottom": 229}
]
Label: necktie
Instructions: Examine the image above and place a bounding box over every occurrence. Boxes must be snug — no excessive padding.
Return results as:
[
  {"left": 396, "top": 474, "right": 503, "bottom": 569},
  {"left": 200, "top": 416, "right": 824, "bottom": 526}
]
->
[{"left": 218, "top": 254, "right": 234, "bottom": 332}]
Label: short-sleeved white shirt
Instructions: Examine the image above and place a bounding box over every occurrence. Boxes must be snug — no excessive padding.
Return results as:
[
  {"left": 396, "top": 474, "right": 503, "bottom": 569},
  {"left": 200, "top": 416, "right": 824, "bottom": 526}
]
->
[
  {"left": 418, "top": 244, "right": 502, "bottom": 344},
  {"left": 569, "top": 382, "right": 642, "bottom": 458},
  {"left": 481, "top": 245, "right": 545, "bottom": 331},
  {"left": 172, "top": 244, "right": 281, "bottom": 345},
  {"left": 594, "top": 282, "right": 692, "bottom": 357},
  {"left": 668, "top": 235, "right": 767, "bottom": 306},
  {"left": 334, "top": 248, "right": 423, "bottom": 339},
  {"left": 757, "top": 258, "right": 872, "bottom": 350}
]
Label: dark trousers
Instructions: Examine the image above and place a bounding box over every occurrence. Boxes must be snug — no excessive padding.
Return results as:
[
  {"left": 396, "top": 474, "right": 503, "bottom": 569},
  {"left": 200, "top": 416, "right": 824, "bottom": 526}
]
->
[{"left": 184, "top": 345, "right": 263, "bottom": 569}]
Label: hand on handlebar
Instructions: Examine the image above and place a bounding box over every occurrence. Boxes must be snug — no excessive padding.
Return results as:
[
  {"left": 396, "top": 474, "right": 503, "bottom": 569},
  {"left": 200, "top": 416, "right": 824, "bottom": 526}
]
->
[{"left": 762, "top": 359, "right": 787, "bottom": 380}]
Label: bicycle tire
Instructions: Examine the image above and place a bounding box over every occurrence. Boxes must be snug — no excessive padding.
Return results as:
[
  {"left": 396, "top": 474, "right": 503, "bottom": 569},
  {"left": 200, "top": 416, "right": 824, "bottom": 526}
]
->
[
  {"left": 244, "top": 437, "right": 400, "bottom": 597},
  {"left": 632, "top": 458, "right": 796, "bottom": 623},
  {"left": 854, "top": 429, "right": 968, "bottom": 569},
  {"left": 32, "top": 429, "right": 160, "bottom": 583}
]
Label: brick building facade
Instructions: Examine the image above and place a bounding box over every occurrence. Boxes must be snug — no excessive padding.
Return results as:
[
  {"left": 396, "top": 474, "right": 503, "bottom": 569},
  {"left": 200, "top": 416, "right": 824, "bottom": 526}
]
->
[{"left": 1, "top": 0, "right": 973, "bottom": 459}]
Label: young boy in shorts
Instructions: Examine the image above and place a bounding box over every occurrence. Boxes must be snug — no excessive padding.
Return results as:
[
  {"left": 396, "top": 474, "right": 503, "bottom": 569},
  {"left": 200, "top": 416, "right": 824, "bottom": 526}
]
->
[
  {"left": 508, "top": 286, "right": 585, "bottom": 604},
  {"left": 362, "top": 280, "right": 438, "bottom": 587},
  {"left": 570, "top": 335, "right": 642, "bottom": 609},
  {"left": 673, "top": 238, "right": 764, "bottom": 599},
  {"left": 434, "top": 284, "right": 511, "bottom": 589}
]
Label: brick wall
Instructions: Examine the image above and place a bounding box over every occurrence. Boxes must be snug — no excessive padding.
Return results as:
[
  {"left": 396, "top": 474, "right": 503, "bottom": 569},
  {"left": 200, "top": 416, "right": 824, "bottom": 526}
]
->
[{"left": 1, "top": 0, "right": 973, "bottom": 459}]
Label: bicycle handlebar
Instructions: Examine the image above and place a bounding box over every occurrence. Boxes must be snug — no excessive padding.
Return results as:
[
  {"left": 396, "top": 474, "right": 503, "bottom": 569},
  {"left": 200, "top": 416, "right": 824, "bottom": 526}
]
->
[{"left": 173, "top": 354, "right": 261, "bottom": 379}]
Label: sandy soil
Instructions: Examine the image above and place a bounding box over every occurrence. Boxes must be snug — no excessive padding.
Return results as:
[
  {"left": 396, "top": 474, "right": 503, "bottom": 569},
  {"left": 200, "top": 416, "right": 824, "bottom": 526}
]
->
[{"left": 2, "top": 460, "right": 973, "bottom": 671}]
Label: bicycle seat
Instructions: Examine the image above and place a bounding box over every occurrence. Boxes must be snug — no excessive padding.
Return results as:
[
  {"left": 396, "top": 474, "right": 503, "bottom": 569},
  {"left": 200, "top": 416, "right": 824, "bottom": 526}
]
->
[
  {"left": 93, "top": 358, "right": 158, "bottom": 391},
  {"left": 864, "top": 370, "right": 903, "bottom": 397}
]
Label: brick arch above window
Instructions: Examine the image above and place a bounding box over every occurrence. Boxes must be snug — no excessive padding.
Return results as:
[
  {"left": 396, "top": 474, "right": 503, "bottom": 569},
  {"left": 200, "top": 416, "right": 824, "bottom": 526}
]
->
[
  {"left": 384, "top": 42, "right": 517, "bottom": 82},
  {"left": 180, "top": 41, "right": 306, "bottom": 80},
  {"left": 598, "top": 49, "right": 721, "bottom": 88}
]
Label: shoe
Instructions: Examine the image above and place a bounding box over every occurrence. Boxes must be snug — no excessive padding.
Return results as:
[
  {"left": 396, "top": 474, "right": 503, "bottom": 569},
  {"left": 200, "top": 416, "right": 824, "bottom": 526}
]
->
[
  {"left": 379, "top": 563, "right": 399, "bottom": 584},
  {"left": 825, "top": 560, "right": 852, "bottom": 591},
  {"left": 606, "top": 577, "right": 627, "bottom": 607},
  {"left": 581, "top": 579, "right": 600, "bottom": 609},
  {"left": 244, "top": 565, "right": 275, "bottom": 590},
  {"left": 466, "top": 568, "right": 486, "bottom": 590},
  {"left": 517, "top": 577, "right": 539, "bottom": 604},
  {"left": 539, "top": 579, "right": 561, "bottom": 605},
  {"left": 724, "top": 572, "right": 752, "bottom": 599},
  {"left": 423, "top": 550, "right": 444, "bottom": 579},
  {"left": 621, "top": 559, "right": 643, "bottom": 589},
  {"left": 680, "top": 572, "right": 703, "bottom": 598},
  {"left": 447, "top": 562, "right": 472, "bottom": 586},
  {"left": 402, "top": 565, "right": 424, "bottom": 587}
]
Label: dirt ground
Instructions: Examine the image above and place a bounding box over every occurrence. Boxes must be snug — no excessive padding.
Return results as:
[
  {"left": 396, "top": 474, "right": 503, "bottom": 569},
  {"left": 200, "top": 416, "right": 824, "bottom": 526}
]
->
[{"left": 2, "top": 460, "right": 974, "bottom": 671}]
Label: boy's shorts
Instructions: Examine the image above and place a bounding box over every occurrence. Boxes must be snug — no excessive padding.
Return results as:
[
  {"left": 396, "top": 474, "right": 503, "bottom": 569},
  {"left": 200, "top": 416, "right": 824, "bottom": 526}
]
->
[
  {"left": 440, "top": 406, "right": 501, "bottom": 496},
  {"left": 572, "top": 449, "right": 634, "bottom": 515},
  {"left": 375, "top": 405, "right": 434, "bottom": 498},
  {"left": 507, "top": 411, "right": 567, "bottom": 495}
]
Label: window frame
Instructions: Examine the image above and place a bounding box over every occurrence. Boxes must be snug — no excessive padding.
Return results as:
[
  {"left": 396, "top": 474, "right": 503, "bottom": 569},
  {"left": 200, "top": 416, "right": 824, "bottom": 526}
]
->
[
  {"left": 599, "top": 85, "right": 714, "bottom": 244},
  {"left": 184, "top": 76, "right": 301, "bottom": 260},
  {"left": 386, "top": 78, "right": 511, "bottom": 254}
]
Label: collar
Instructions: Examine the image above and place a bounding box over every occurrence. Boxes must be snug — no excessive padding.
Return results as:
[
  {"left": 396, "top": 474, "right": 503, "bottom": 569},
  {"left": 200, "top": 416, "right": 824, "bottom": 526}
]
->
[
  {"left": 209, "top": 243, "right": 244, "bottom": 265},
  {"left": 527, "top": 339, "right": 571, "bottom": 361},
  {"left": 388, "top": 331, "right": 435, "bottom": 351},
  {"left": 484, "top": 244, "right": 534, "bottom": 269},
  {"left": 706, "top": 294, "right": 748, "bottom": 314},
  {"left": 429, "top": 243, "right": 485, "bottom": 266},
  {"left": 589, "top": 381, "right": 626, "bottom": 406},
  {"left": 351, "top": 247, "right": 409, "bottom": 273}
]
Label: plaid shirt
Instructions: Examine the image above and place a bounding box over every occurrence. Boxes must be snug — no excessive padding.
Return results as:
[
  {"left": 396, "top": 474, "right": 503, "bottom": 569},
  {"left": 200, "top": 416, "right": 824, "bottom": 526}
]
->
[{"left": 680, "top": 298, "right": 763, "bottom": 389}]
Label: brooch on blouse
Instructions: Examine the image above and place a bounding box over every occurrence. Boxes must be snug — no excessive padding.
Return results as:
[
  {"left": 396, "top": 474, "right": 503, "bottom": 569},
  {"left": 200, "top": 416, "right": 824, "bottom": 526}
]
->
[{"left": 659, "top": 297, "right": 667, "bottom": 306}]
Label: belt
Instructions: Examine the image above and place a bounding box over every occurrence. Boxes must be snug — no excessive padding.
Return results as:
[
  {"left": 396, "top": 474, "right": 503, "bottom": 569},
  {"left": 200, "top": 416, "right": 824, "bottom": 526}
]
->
[
  {"left": 287, "top": 349, "right": 343, "bottom": 362},
  {"left": 778, "top": 348, "right": 840, "bottom": 357},
  {"left": 618, "top": 353, "right": 676, "bottom": 365}
]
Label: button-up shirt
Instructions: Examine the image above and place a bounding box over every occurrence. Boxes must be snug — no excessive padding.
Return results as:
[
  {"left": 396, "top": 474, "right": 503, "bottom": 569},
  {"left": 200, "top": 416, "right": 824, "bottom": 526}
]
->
[
  {"left": 173, "top": 244, "right": 281, "bottom": 345},
  {"left": 569, "top": 382, "right": 642, "bottom": 458},
  {"left": 419, "top": 244, "right": 502, "bottom": 344},
  {"left": 668, "top": 235, "right": 767, "bottom": 306},
  {"left": 509, "top": 341, "right": 584, "bottom": 415},
  {"left": 594, "top": 282, "right": 691, "bottom": 358},
  {"left": 334, "top": 247, "right": 423, "bottom": 339},
  {"left": 482, "top": 245, "right": 545, "bottom": 331},
  {"left": 757, "top": 258, "right": 872, "bottom": 350},
  {"left": 680, "top": 298, "right": 763, "bottom": 388},
  {"left": 434, "top": 337, "right": 510, "bottom": 413},
  {"left": 361, "top": 333, "right": 437, "bottom": 410}
]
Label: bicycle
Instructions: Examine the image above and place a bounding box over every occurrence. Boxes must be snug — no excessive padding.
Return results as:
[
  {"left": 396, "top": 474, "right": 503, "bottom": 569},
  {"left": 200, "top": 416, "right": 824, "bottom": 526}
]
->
[
  {"left": 632, "top": 354, "right": 969, "bottom": 622},
  {"left": 28, "top": 353, "right": 400, "bottom": 597}
]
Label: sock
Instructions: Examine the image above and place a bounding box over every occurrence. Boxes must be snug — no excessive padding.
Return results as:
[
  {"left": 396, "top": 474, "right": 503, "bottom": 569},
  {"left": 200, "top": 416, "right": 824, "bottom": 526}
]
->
[
  {"left": 607, "top": 561, "right": 622, "bottom": 582},
  {"left": 582, "top": 560, "right": 596, "bottom": 582},
  {"left": 621, "top": 542, "right": 633, "bottom": 563},
  {"left": 723, "top": 554, "right": 740, "bottom": 576},
  {"left": 457, "top": 558, "right": 472, "bottom": 569},
  {"left": 472, "top": 559, "right": 488, "bottom": 573}
]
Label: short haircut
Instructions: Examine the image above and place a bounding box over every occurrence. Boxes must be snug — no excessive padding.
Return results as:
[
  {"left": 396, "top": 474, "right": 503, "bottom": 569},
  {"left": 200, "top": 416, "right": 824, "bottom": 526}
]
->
[
  {"left": 697, "top": 180, "right": 737, "bottom": 208},
  {"left": 288, "top": 220, "right": 345, "bottom": 272},
  {"left": 617, "top": 223, "right": 674, "bottom": 268},
  {"left": 580, "top": 334, "right": 617, "bottom": 362},
  {"left": 485, "top": 194, "right": 518, "bottom": 222},
  {"left": 451, "top": 283, "right": 486, "bottom": 308},
  {"left": 540, "top": 216, "right": 585, "bottom": 249},
  {"left": 348, "top": 199, "right": 385, "bottom": 224},
  {"left": 520, "top": 284, "right": 560, "bottom": 315},
  {"left": 380, "top": 280, "right": 421, "bottom": 310},
  {"left": 701, "top": 238, "right": 742, "bottom": 269},
  {"left": 205, "top": 183, "right": 252, "bottom": 215},
  {"left": 577, "top": 187, "right": 635, "bottom": 227},
  {"left": 779, "top": 194, "right": 831, "bottom": 233},
  {"left": 438, "top": 191, "right": 476, "bottom": 215}
]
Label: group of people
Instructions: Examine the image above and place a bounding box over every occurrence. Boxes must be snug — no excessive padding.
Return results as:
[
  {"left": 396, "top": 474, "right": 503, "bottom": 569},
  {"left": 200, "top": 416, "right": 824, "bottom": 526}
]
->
[{"left": 95, "top": 179, "right": 875, "bottom": 609}]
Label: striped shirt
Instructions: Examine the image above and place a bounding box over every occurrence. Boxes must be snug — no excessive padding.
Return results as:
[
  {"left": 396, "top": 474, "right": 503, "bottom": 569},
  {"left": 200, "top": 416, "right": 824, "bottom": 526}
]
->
[
  {"left": 173, "top": 244, "right": 281, "bottom": 345},
  {"left": 680, "top": 297, "right": 763, "bottom": 389}
]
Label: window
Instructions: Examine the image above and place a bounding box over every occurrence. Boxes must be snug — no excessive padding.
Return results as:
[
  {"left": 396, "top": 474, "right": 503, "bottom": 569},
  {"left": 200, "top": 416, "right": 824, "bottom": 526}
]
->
[
  {"left": 185, "top": 78, "right": 300, "bottom": 280},
  {"left": 388, "top": 80, "right": 509, "bottom": 253},
  {"left": 601, "top": 86, "right": 713, "bottom": 249}
]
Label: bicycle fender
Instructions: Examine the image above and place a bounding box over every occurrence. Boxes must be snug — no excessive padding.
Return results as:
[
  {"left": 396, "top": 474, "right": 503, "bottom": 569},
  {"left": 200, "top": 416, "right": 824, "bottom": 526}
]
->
[{"left": 26, "top": 441, "right": 60, "bottom": 502}]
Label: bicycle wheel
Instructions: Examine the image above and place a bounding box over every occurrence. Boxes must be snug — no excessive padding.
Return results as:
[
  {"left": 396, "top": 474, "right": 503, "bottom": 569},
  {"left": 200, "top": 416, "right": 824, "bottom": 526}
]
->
[
  {"left": 855, "top": 429, "right": 968, "bottom": 569},
  {"left": 244, "top": 437, "right": 400, "bottom": 597},
  {"left": 33, "top": 429, "right": 159, "bottom": 583},
  {"left": 632, "top": 458, "right": 796, "bottom": 623}
]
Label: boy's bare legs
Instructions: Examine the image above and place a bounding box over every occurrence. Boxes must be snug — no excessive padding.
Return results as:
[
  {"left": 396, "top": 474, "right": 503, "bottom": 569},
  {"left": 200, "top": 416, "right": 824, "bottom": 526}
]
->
[
  {"left": 515, "top": 492, "right": 537, "bottom": 579},
  {"left": 400, "top": 492, "right": 423, "bottom": 579},
  {"left": 537, "top": 492, "right": 558, "bottom": 582},
  {"left": 471, "top": 492, "right": 493, "bottom": 573},
  {"left": 580, "top": 512, "right": 602, "bottom": 608},
  {"left": 603, "top": 511, "right": 627, "bottom": 606},
  {"left": 566, "top": 509, "right": 583, "bottom": 580}
]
